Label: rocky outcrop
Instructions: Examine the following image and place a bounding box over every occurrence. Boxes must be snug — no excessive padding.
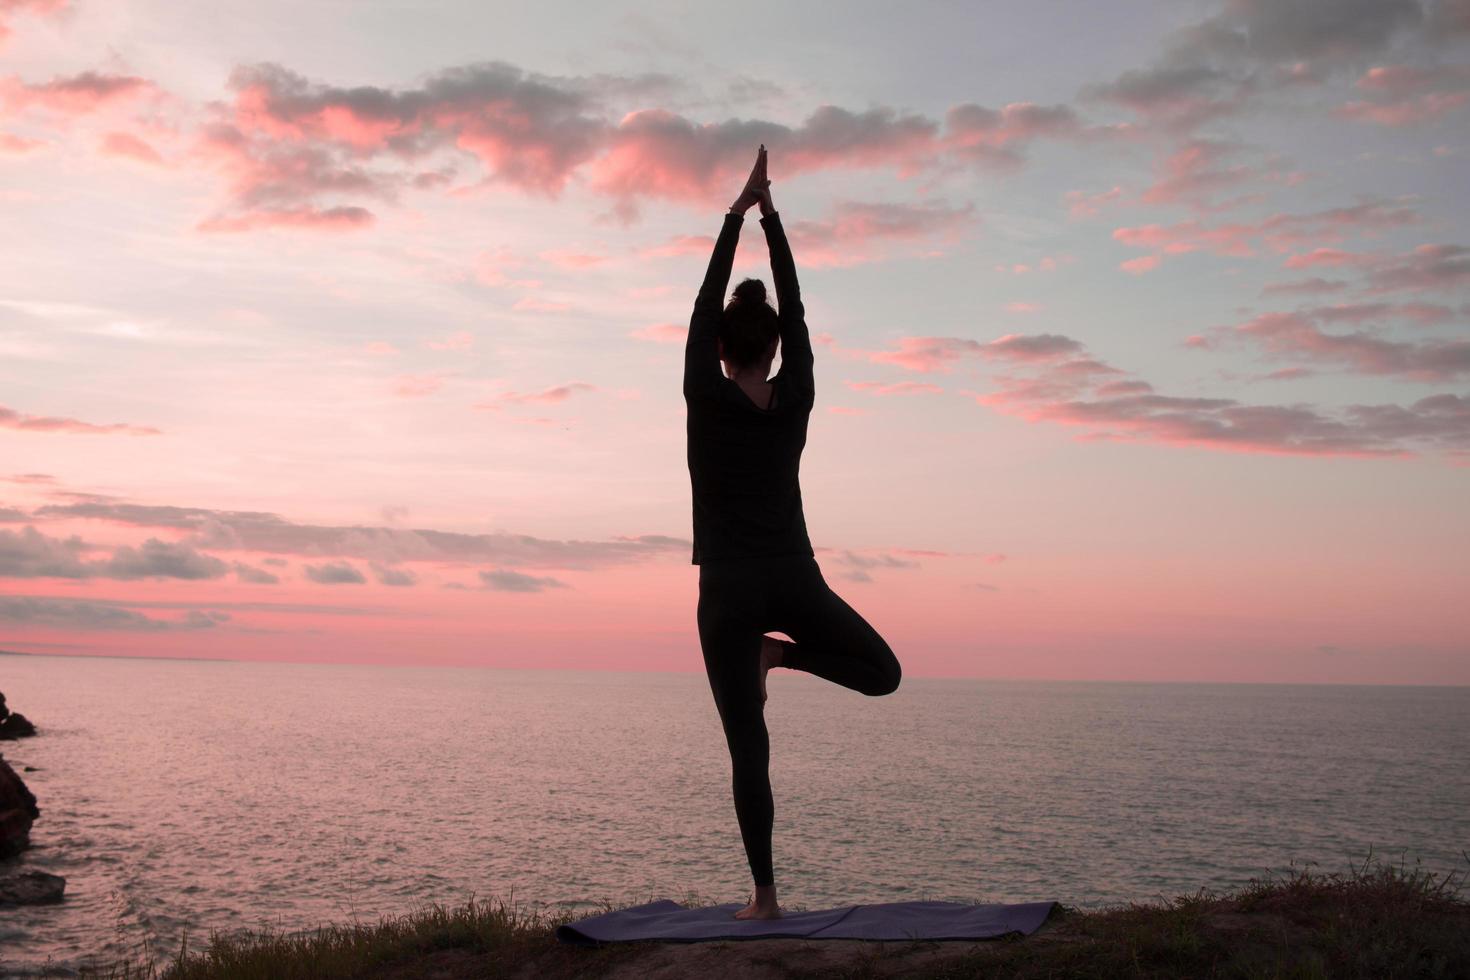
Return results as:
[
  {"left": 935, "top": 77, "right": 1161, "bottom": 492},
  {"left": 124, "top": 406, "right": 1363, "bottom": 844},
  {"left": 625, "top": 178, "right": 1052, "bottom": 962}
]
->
[
  {"left": 0, "top": 871, "right": 65, "bottom": 906},
  {"left": 0, "top": 690, "right": 37, "bottom": 739},
  {"left": 0, "top": 756, "right": 39, "bottom": 857}
]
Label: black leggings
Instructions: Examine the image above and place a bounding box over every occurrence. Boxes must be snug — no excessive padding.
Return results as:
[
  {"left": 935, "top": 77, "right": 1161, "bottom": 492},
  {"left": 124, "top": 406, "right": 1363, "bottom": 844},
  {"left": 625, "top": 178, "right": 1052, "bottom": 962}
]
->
[{"left": 697, "top": 554, "right": 902, "bottom": 887}]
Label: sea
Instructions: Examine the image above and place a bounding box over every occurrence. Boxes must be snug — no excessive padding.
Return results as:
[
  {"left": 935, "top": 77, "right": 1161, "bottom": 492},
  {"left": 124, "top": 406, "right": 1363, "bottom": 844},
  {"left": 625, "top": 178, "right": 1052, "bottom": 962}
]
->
[{"left": 1, "top": 653, "right": 1466, "bottom": 976}]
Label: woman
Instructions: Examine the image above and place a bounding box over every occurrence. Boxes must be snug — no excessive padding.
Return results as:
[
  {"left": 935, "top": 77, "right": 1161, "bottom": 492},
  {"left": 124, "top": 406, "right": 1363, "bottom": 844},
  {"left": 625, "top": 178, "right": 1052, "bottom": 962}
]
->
[{"left": 685, "top": 144, "right": 903, "bottom": 921}]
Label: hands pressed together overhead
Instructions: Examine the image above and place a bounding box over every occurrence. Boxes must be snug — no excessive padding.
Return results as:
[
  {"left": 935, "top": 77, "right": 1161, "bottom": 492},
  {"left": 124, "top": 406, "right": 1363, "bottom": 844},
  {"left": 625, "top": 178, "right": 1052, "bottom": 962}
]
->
[{"left": 730, "top": 144, "right": 776, "bottom": 218}]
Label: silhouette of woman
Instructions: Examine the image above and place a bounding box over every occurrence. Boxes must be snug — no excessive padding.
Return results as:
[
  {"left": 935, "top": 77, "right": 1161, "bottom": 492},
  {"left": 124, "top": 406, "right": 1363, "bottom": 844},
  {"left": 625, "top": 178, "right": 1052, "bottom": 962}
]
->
[{"left": 685, "top": 144, "right": 903, "bottom": 920}]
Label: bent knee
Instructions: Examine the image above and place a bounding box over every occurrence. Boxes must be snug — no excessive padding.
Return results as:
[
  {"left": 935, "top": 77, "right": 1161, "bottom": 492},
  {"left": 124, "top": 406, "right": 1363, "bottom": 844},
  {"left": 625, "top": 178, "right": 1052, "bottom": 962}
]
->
[{"left": 864, "top": 664, "right": 901, "bottom": 697}]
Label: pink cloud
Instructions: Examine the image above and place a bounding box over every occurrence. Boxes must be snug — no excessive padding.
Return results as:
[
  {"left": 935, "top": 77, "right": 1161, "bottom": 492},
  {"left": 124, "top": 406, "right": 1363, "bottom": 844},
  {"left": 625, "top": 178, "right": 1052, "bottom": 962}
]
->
[
  {"left": 637, "top": 234, "right": 714, "bottom": 258},
  {"left": 1120, "top": 255, "right": 1162, "bottom": 274},
  {"left": 166, "top": 59, "right": 1111, "bottom": 230},
  {"left": 391, "top": 374, "right": 447, "bottom": 398},
  {"left": 0, "top": 0, "right": 67, "bottom": 49},
  {"left": 196, "top": 205, "right": 374, "bottom": 233},
  {"left": 629, "top": 322, "right": 687, "bottom": 344},
  {"left": 1, "top": 403, "right": 160, "bottom": 435},
  {"left": 1065, "top": 185, "right": 1124, "bottom": 218},
  {"left": 1004, "top": 302, "right": 1042, "bottom": 314},
  {"left": 843, "top": 380, "right": 943, "bottom": 396},
  {"left": 1283, "top": 248, "right": 1372, "bottom": 269},
  {"left": 784, "top": 199, "right": 976, "bottom": 268},
  {"left": 511, "top": 296, "right": 571, "bottom": 313},
  {"left": 1114, "top": 201, "right": 1420, "bottom": 270},
  {"left": 98, "top": 130, "right": 164, "bottom": 165},
  {"left": 0, "top": 130, "right": 43, "bottom": 153},
  {"left": 1337, "top": 64, "right": 1470, "bottom": 126},
  {"left": 538, "top": 248, "right": 607, "bottom": 268},
  {"left": 225, "top": 62, "right": 606, "bottom": 197},
  {"left": 476, "top": 382, "right": 596, "bottom": 410},
  {"left": 862, "top": 332, "right": 1083, "bottom": 373},
  {"left": 868, "top": 337, "right": 984, "bottom": 373},
  {"left": 364, "top": 341, "right": 398, "bottom": 355},
  {"left": 1139, "top": 138, "right": 1259, "bottom": 211},
  {"left": 826, "top": 406, "right": 870, "bottom": 416},
  {"left": 1271, "top": 243, "right": 1470, "bottom": 295},
  {"left": 1221, "top": 311, "right": 1470, "bottom": 382},
  {"left": 0, "top": 70, "right": 154, "bottom": 117},
  {"left": 1114, "top": 220, "right": 1258, "bottom": 257},
  {"left": 425, "top": 330, "right": 473, "bottom": 351},
  {"left": 1338, "top": 93, "right": 1470, "bottom": 125},
  {"left": 473, "top": 247, "right": 543, "bottom": 289}
]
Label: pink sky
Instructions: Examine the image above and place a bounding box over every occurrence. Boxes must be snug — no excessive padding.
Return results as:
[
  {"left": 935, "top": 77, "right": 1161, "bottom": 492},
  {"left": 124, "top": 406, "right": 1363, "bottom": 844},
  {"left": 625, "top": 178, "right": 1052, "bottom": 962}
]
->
[{"left": 2, "top": 0, "right": 1468, "bottom": 683}]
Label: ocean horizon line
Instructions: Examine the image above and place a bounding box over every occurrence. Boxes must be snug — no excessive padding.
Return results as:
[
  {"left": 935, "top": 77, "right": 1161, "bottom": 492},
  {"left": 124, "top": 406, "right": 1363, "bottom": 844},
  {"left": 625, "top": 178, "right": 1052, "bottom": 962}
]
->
[{"left": 3, "top": 647, "right": 1465, "bottom": 689}]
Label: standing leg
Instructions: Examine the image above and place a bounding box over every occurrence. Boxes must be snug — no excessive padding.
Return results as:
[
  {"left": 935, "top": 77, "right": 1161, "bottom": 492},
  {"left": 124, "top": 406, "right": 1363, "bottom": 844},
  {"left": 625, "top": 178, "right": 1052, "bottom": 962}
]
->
[
  {"left": 770, "top": 557, "right": 901, "bottom": 696},
  {"left": 697, "top": 564, "right": 778, "bottom": 901}
]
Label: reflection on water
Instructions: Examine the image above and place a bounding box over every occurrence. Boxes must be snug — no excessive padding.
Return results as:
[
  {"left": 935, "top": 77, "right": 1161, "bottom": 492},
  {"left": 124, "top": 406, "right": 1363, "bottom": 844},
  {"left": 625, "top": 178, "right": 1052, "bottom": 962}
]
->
[{"left": 2, "top": 654, "right": 1466, "bottom": 974}]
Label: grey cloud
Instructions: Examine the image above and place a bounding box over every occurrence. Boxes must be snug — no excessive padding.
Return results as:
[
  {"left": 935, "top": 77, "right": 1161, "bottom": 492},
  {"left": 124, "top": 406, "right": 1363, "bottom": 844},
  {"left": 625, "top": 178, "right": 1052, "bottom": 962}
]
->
[
  {"left": 1365, "top": 244, "right": 1470, "bottom": 294},
  {"left": 974, "top": 332, "right": 1470, "bottom": 457},
  {"left": 1183, "top": 0, "right": 1424, "bottom": 65},
  {"left": 1087, "top": 0, "right": 1433, "bottom": 131},
  {"left": 31, "top": 501, "right": 689, "bottom": 570},
  {"left": 827, "top": 549, "right": 920, "bottom": 583},
  {"left": 0, "top": 525, "right": 90, "bottom": 578},
  {"left": 478, "top": 568, "right": 569, "bottom": 592},
  {"left": 0, "top": 525, "right": 237, "bottom": 581},
  {"left": 233, "top": 560, "right": 280, "bottom": 584},
  {"left": 1221, "top": 311, "right": 1470, "bottom": 381},
  {"left": 370, "top": 562, "right": 417, "bottom": 586},
  {"left": 101, "top": 538, "right": 230, "bottom": 580},
  {"left": 1429, "top": 0, "right": 1470, "bottom": 36},
  {"left": 0, "top": 506, "right": 33, "bottom": 523},
  {"left": 0, "top": 403, "right": 160, "bottom": 436},
  {"left": 1262, "top": 278, "right": 1350, "bottom": 296},
  {"left": 0, "top": 595, "right": 228, "bottom": 631},
  {"left": 303, "top": 561, "right": 367, "bottom": 584}
]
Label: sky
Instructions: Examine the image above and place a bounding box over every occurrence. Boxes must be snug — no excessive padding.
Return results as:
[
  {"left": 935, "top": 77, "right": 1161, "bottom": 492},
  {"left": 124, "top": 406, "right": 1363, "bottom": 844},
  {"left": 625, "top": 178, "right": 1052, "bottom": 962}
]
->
[{"left": 1, "top": 0, "right": 1468, "bottom": 684}]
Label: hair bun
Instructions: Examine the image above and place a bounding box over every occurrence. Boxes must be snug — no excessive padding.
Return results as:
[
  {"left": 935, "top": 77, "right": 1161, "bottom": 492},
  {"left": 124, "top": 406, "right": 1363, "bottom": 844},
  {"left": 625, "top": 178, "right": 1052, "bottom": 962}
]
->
[{"left": 731, "top": 279, "right": 766, "bottom": 305}]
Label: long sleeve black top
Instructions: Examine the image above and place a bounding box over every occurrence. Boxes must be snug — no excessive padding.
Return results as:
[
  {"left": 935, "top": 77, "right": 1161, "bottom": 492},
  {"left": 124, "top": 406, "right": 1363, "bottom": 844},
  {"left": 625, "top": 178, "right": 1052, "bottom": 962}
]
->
[{"left": 684, "top": 211, "right": 815, "bottom": 565}]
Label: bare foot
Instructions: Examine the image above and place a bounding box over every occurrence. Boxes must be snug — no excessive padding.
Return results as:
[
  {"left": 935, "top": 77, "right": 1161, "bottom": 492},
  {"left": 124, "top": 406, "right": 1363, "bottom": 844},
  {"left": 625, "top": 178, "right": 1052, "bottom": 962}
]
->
[
  {"left": 734, "top": 885, "right": 781, "bottom": 919},
  {"left": 759, "top": 636, "right": 784, "bottom": 704}
]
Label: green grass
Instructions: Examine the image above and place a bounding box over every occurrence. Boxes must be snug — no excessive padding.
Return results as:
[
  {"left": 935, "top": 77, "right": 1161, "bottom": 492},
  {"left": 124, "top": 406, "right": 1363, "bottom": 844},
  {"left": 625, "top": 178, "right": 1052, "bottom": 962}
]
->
[{"left": 69, "top": 851, "right": 1470, "bottom": 980}]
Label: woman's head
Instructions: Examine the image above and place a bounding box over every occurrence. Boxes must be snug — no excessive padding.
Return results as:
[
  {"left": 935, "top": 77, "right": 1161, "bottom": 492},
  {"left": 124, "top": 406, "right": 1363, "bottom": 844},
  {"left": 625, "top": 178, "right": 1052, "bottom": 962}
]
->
[{"left": 719, "top": 278, "right": 780, "bottom": 371}]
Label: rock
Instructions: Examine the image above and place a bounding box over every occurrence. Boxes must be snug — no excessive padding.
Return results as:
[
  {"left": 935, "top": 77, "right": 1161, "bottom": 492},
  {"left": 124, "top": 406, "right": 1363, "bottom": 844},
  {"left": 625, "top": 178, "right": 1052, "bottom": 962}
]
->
[
  {"left": 0, "top": 712, "right": 36, "bottom": 739},
  {"left": 0, "top": 871, "right": 65, "bottom": 906},
  {"left": 0, "top": 757, "right": 40, "bottom": 857},
  {"left": 0, "top": 692, "right": 36, "bottom": 739}
]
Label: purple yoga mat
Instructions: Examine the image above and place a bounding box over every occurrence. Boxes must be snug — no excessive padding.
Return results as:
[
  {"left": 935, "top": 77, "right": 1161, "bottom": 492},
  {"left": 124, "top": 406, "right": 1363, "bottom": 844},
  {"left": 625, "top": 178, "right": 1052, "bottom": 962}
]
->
[{"left": 555, "top": 898, "right": 1056, "bottom": 945}]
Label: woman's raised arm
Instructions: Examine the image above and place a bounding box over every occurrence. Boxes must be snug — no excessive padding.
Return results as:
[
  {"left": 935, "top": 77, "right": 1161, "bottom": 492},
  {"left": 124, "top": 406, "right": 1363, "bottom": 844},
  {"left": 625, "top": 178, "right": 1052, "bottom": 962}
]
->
[
  {"left": 683, "top": 211, "right": 743, "bottom": 400},
  {"left": 756, "top": 173, "right": 813, "bottom": 397}
]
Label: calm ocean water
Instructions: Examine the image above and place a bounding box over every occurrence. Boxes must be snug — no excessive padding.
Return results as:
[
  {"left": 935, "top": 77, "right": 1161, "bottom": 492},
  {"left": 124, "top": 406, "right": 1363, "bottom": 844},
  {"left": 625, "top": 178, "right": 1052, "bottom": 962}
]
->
[{"left": 1, "top": 653, "right": 1466, "bottom": 975}]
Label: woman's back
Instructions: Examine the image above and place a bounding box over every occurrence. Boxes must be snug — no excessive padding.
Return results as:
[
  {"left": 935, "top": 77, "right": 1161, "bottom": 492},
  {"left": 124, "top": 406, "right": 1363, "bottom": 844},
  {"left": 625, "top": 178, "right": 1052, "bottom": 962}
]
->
[
  {"left": 686, "top": 363, "right": 813, "bottom": 564},
  {"left": 684, "top": 209, "right": 815, "bottom": 565}
]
